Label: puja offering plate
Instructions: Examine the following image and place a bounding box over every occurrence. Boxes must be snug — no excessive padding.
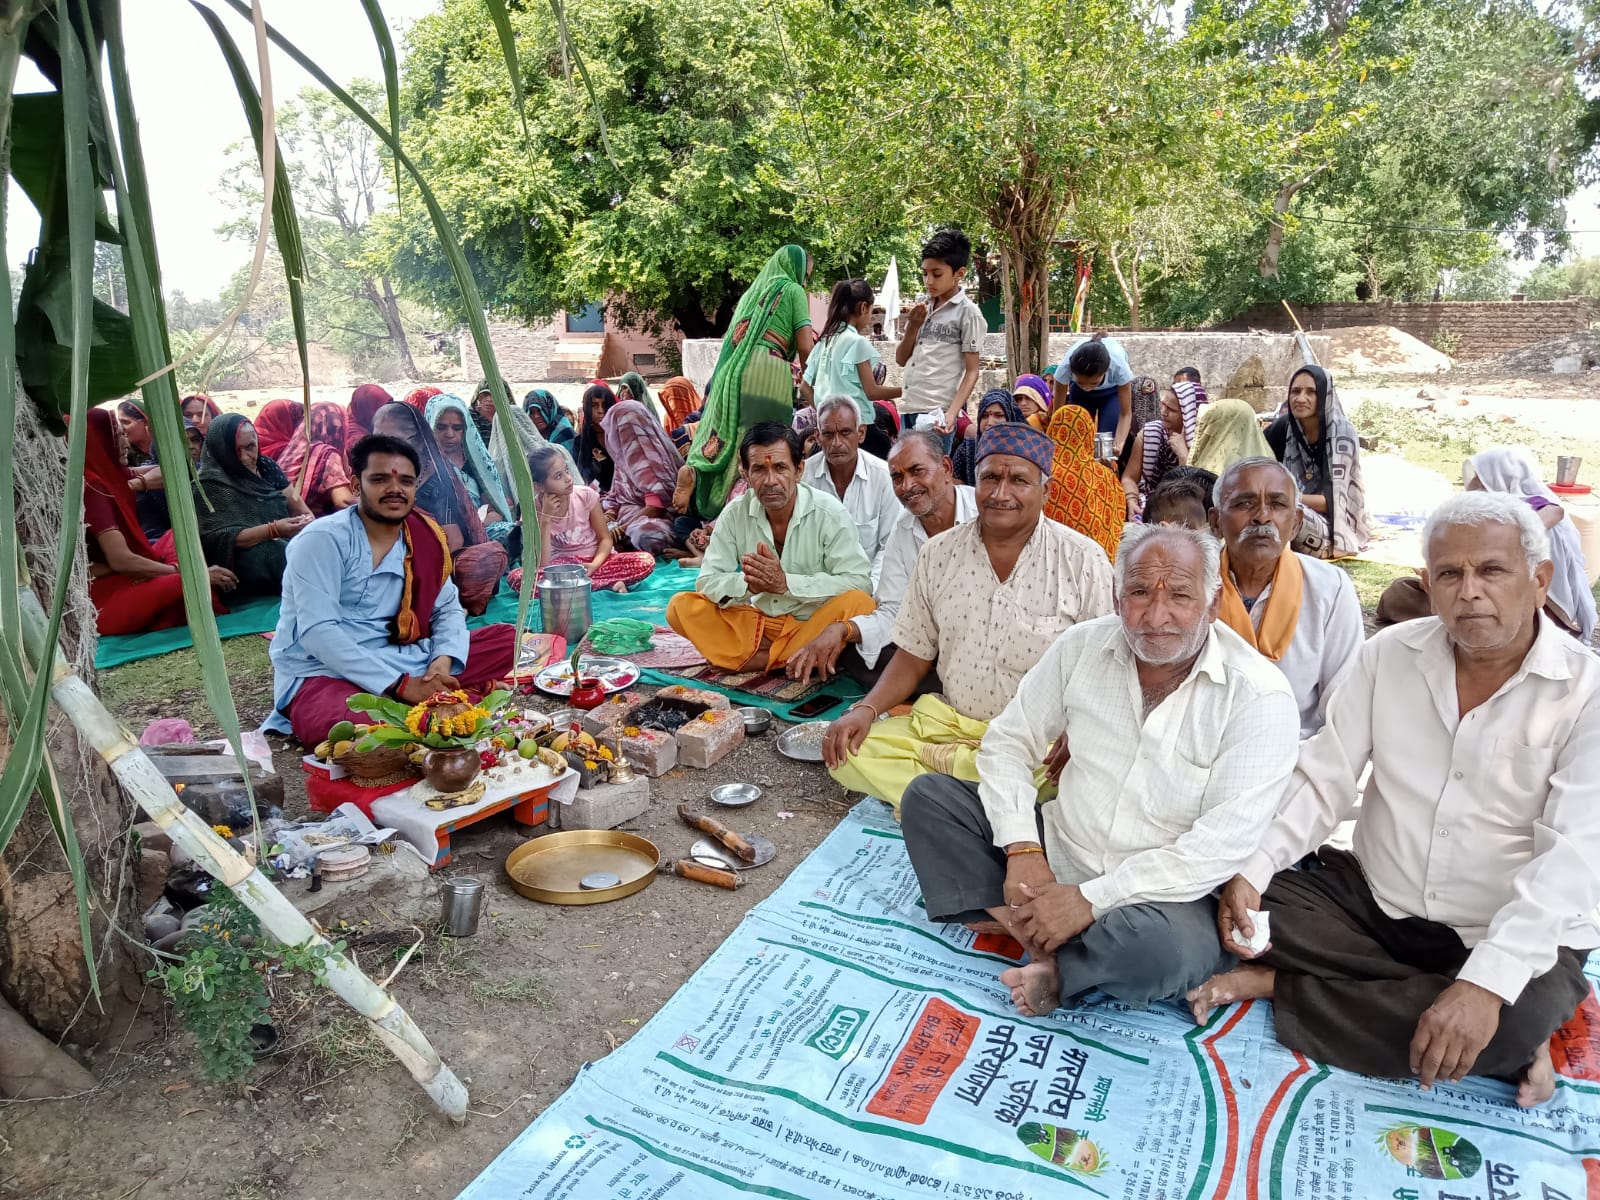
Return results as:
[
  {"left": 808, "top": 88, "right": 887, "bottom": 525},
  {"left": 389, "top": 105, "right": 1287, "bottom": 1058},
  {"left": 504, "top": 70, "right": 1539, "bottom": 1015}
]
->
[
  {"left": 775, "top": 721, "right": 830, "bottom": 763},
  {"left": 533, "top": 657, "right": 641, "bottom": 697},
  {"left": 690, "top": 835, "right": 776, "bottom": 871},
  {"left": 505, "top": 830, "right": 659, "bottom": 905}
]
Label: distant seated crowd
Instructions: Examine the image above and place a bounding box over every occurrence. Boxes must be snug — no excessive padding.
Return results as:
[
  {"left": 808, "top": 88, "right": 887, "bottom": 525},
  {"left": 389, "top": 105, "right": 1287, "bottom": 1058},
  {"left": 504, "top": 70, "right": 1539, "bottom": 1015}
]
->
[{"left": 85, "top": 231, "right": 1600, "bottom": 1107}]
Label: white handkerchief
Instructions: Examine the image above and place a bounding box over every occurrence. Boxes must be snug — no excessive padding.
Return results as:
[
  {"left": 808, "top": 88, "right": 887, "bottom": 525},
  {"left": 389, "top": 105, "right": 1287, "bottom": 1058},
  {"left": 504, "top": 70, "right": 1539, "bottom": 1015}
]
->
[{"left": 1230, "top": 908, "right": 1271, "bottom": 954}]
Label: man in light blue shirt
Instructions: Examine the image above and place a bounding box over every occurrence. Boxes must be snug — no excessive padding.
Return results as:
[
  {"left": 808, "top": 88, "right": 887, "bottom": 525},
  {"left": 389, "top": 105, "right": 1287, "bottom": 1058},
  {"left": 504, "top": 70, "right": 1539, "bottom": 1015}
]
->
[{"left": 264, "top": 434, "right": 517, "bottom": 746}]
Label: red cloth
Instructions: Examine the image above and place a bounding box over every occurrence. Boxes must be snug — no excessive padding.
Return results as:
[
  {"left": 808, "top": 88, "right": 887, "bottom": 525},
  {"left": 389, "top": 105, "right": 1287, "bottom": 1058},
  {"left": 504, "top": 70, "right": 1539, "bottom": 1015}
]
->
[
  {"left": 90, "top": 572, "right": 189, "bottom": 635},
  {"left": 85, "top": 408, "right": 155, "bottom": 559},
  {"left": 508, "top": 551, "right": 656, "bottom": 592},
  {"left": 278, "top": 403, "right": 353, "bottom": 515},
  {"left": 254, "top": 399, "right": 304, "bottom": 460},
  {"left": 304, "top": 767, "right": 414, "bottom": 818},
  {"left": 404, "top": 385, "right": 441, "bottom": 414},
  {"left": 394, "top": 511, "right": 453, "bottom": 644},
  {"left": 283, "top": 622, "right": 518, "bottom": 747},
  {"left": 346, "top": 384, "right": 394, "bottom": 458}
]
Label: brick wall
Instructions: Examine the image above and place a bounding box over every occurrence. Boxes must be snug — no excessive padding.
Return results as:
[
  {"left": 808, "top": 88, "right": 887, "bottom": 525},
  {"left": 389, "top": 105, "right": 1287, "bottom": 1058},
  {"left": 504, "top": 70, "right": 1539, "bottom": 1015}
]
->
[{"left": 1219, "top": 300, "right": 1596, "bottom": 361}]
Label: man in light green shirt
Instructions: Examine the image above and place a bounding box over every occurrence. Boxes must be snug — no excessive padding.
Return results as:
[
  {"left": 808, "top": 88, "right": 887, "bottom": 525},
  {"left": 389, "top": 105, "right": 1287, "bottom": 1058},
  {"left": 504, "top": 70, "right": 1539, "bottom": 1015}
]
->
[{"left": 668, "top": 422, "right": 876, "bottom": 671}]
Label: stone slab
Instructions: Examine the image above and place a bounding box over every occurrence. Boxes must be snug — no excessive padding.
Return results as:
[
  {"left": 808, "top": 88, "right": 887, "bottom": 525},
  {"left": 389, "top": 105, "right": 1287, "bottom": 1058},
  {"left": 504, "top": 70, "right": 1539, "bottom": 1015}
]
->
[
  {"left": 675, "top": 709, "right": 745, "bottom": 770},
  {"left": 559, "top": 775, "right": 651, "bottom": 831}
]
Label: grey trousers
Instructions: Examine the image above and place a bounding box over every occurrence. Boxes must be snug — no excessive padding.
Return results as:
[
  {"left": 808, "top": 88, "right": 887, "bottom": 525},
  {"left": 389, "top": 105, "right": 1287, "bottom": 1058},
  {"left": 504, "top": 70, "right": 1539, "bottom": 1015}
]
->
[{"left": 901, "top": 773, "right": 1234, "bottom": 1007}]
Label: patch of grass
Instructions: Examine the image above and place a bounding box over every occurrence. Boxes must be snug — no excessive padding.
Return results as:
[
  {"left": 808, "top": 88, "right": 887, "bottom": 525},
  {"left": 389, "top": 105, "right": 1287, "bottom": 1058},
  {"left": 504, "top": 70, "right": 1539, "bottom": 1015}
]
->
[
  {"left": 1335, "top": 560, "right": 1408, "bottom": 615},
  {"left": 470, "top": 973, "right": 554, "bottom": 1010},
  {"left": 308, "top": 1012, "right": 390, "bottom": 1073},
  {"left": 1351, "top": 399, "right": 1600, "bottom": 483},
  {"left": 97, "top": 635, "right": 274, "bottom": 736},
  {"left": 222, "top": 1173, "right": 272, "bottom": 1200}
]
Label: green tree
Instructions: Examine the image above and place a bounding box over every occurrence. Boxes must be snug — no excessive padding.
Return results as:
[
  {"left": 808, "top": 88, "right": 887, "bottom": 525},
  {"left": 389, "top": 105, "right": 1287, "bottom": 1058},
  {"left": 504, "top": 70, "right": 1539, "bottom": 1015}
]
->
[
  {"left": 219, "top": 80, "right": 425, "bottom": 378},
  {"left": 385, "top": 0, "right": 876, "bottom": 340},
  {"left": 782, "top": 0, "right": 1205, "bottom": 372},
  {"left": 1445, "top": 252, "right": 1516, "bottom": 301}
]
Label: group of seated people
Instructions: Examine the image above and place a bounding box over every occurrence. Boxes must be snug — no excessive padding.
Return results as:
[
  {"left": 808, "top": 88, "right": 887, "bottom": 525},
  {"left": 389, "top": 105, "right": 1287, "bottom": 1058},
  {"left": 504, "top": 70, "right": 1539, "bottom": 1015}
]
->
[
  {"left": 652, "top": 379, "right": 1595, "bottom": 1108},
  {"left": 83, "top": 373, "right": 716, "bottom": 636}
]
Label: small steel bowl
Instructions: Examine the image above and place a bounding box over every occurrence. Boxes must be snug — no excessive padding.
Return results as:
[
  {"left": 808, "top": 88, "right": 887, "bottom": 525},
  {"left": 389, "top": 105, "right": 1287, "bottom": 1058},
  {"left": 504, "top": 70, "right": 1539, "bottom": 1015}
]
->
[
  {"left": 710, "top": 782, "right": 762, "bottom": 808},
  {"left": 737, "top": 706, "right": 772, "bottom": 735}
]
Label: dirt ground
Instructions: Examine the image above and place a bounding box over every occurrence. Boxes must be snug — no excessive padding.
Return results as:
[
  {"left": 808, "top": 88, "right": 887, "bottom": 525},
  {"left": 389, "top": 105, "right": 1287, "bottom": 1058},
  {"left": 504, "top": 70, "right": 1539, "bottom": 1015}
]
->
[
  {"left": 0, "top": 686, "right": 859, "bottom": 1200},
  {"left": 11, "top": 359, "right": 1600, "bottom": 1199}
]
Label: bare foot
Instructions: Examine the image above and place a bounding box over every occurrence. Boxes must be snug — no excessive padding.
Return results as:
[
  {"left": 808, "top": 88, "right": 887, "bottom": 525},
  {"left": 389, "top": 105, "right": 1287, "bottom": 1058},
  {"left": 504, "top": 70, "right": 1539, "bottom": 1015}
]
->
[
  {"left": 1186, "top": 963, "right": 1276, "bottom": 1025},
  {"left": 964, "top": 919, "right": 1009, "bottom": 936},
  {"left": 999, "top": 961, "right": 1061, "bottom": 1017},
  {"left": 1516, "top": 1042, "right": 1556, "bottom": 1108}
]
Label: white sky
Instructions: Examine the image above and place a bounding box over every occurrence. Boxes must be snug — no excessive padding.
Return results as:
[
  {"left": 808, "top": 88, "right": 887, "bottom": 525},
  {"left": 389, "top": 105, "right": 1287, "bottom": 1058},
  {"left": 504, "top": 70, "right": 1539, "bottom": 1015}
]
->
[
  {"left": 6, "top": 0, "right": 441, "bottom": 297},
  {"left": 7, "top": 0, "right": 1600, "bottom": 297}
]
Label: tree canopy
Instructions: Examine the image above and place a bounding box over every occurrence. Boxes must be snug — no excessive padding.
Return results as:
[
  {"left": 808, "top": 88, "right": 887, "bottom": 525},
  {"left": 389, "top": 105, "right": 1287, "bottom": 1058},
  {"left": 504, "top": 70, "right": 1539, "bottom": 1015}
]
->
[{"left": 381, "top": 0, "right": 902, "bottom": 340}]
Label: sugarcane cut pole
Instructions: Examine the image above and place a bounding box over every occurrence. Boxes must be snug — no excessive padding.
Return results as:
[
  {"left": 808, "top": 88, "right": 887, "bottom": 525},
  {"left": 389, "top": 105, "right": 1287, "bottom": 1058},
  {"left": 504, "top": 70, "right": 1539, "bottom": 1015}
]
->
[{"left": 13, "top": 587, "right": 469, "bottom": 1121}]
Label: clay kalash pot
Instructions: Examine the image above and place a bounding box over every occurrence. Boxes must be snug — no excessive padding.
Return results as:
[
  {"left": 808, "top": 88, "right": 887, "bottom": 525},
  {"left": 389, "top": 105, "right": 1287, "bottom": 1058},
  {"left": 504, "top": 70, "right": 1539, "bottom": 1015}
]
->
[
  {"left": 421, "top": 746, "right": 482, "bottom": 792},
  {"left": 568, "top": 677, "right": 608, "bottom": 710}
]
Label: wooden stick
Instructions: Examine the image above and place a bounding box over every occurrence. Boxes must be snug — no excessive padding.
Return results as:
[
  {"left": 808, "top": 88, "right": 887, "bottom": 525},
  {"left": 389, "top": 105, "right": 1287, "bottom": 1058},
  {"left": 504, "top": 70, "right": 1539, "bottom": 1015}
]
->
[{"left": 676, "top": 803, "right": 757, "bottom": 863}]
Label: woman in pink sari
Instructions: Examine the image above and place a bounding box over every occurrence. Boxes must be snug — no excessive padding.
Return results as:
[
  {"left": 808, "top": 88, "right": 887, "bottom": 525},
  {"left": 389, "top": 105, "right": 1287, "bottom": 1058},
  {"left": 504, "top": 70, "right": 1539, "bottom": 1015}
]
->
[
  {"left": 602, "top": 397, "right": 683, "bottom": 553},
  {"left": 277, "top": 402, "right": 356, "bottom": 516}
]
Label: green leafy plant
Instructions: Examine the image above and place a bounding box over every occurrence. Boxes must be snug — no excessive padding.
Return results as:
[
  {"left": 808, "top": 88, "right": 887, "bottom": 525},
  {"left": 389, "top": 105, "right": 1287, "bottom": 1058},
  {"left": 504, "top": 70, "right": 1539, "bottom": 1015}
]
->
[
  {"left": 148, "top": 884, "right": 340, "bottom": 1083},
  {"left": 348, "top": 687, "right": 511, "bottom": 749},
  {"left": 1429, "top": 326, "right": 1463, "bottom": 358}
]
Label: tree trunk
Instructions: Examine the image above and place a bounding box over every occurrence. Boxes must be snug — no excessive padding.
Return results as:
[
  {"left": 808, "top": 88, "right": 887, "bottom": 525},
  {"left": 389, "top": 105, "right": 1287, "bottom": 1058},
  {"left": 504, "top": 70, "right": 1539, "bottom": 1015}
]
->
[
  {"left": 1258, "top": 170, "right": 1326, "bottom": 280},
  {"left": 1107, "top": 243, "right": 1142, "bottom": 330},
  {"left": 374, "top": 277, "right": 418, "bottom": 380},
  {"left": 990, "top": 162, "right": 1062, "bottom": 376},
  {"left": 1, "top": 393, "right": 137, "bottom": 1045}
]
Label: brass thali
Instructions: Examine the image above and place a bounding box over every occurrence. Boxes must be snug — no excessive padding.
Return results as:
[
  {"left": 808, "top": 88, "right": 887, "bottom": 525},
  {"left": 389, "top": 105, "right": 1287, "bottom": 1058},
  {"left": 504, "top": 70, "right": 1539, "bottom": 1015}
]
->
[{"left": 505, "top": 829, "right": 660, "bottom": 905}]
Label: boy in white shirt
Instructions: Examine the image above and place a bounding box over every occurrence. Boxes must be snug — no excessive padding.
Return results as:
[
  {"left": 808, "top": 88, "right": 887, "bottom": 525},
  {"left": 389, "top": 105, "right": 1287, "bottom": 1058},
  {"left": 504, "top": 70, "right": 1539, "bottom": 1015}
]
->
[{"left": 895, "top": 229, "right": 985, "bottom": 443}]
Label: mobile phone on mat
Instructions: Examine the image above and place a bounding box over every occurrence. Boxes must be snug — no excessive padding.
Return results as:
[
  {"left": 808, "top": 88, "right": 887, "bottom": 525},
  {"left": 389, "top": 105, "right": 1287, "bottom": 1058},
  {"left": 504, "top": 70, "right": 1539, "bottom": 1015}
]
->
[{"left": 789, "top": 694, "right": 837, "bottom": 720}]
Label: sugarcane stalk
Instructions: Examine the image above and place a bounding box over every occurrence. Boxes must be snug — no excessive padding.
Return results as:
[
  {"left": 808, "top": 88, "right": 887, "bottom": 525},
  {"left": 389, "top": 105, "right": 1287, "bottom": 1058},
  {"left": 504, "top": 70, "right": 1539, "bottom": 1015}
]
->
[{"left": 13, "top": 587, "right": 468, "bottom": 1121}]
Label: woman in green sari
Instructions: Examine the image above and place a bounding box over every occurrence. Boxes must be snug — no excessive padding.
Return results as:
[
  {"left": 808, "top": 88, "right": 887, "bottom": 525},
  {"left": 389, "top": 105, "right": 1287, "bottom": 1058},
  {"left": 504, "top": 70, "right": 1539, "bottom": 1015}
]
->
[{"left": 688, "top": 244, "right": 814, "bottom": 516}]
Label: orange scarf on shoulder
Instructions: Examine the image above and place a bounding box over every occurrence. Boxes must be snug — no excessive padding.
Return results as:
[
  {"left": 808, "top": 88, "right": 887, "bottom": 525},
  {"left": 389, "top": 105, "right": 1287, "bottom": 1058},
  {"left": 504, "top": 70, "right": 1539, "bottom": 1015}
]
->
[
  {"left": 391, "top": 511, "right": 454, "bottom": 645},
  {"left": 1217, "top": 547, "right": 1303, "bottom": 662}
]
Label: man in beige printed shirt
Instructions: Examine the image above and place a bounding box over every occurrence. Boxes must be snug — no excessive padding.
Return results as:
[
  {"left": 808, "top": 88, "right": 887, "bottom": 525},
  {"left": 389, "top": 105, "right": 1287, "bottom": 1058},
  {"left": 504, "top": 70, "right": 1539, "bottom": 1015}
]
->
[{"left": 1191, "top": 491, "right": 1600, "bottom": 1107}]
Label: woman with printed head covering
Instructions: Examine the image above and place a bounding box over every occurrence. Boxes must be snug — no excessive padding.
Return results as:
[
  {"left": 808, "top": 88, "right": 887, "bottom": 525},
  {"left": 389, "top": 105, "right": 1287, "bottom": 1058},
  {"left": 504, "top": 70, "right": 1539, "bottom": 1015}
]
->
[
  {"left": 252, "top": 398, "right": 304, "bottom": 462},
  {"left": 1266, "top": 365, "right": 1369, "bottom": 558},
  {"left": 370, "top": 401, "right": 508, "bottom": 614},
  {"left": 1189, "top": 398, "right": 1273, "bottom": 477},
  {"left": 687, "top": 244, "right": 814, "bottom": 516},
  {"left": 1120, "top": 381, "right": 1204, "bottom": 519},
  {"left": 617, "top": 370, "right": 667, "bottom": 426},
  {"left": 952, "top": 389, "right": 1019, "bottom": 486},
  {"left": 658, "top": 376, "right": 701, "bottom": 434},
  {"left": 1043, "top": 404, "right": 1124, "bottom": 562},
  {"left": 277, "top": 402, "right": 356, "bottom": 516},
  {"left": 577, "top": 382, "right": 620, "bottom": 491},
  {"left": 195, "top": 413, "right": 313, "bottom": 595},
  {"left": 426, "top": 393, "right": 517, "bottom": 552},
  {"left": 603, "top": 397, "right": 684, "bottom": 554},
  {"left": 1011, "top": 373, "right": 1053, "bottom": 432},
  {"left": 523, "top": 388, "right": 578, "bottom": 456}
]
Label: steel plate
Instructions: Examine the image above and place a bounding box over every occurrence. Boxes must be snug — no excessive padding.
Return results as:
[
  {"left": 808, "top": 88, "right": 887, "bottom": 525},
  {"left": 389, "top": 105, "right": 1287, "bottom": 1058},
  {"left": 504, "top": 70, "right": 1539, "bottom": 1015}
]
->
[
  {"left": 775, "top": 721, "right": 830, "bottom": 763},
  {"left": 689, "top": 834, "right": 776, "bottom": 871}
]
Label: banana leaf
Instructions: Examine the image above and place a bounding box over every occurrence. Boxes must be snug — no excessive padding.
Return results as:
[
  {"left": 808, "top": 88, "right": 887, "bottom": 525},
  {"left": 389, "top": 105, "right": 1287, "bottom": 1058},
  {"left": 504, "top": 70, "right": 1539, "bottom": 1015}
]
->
[
  {"left": 483, "top": 0, "right": 530, "bottom": 146},
  {"left": 356, "top": 0, "right": 404, "bottom": 211}
]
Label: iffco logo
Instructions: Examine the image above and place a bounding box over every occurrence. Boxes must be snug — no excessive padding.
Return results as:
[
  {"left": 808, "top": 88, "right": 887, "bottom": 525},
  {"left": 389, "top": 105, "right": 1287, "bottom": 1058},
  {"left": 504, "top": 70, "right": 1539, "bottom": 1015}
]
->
[{"left": 806, "top": 1006, "right": 869, "bottom": 1060}]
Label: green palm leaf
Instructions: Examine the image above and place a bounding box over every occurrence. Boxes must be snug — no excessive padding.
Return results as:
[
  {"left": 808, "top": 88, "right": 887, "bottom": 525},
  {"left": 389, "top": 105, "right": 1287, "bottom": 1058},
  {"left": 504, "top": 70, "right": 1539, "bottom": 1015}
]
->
[
  {"left": 357, "top": 0, "right": 405, "bottom": 211},
  {"left": 483, "top": 0, "right": 531, "bottom": 146}
]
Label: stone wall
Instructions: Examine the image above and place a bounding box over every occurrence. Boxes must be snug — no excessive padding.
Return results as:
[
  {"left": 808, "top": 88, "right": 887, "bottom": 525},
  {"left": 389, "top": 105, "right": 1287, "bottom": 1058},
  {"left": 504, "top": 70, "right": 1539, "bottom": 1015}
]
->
[
  {"left": 1219, "top": 300, "right": 1596, "bottom": 362},
  {"left": 458, "top": 318, "right": 565, "bottom": 384},
  {"left": 682, "top": 329, "right": 1328, "bottom": 413}
]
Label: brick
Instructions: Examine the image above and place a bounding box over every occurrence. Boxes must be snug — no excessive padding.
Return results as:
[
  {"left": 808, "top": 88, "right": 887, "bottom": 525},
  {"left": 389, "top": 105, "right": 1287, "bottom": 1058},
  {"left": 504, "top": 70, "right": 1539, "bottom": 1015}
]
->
[
  {"left": 560, "top": 775, "right": 651, "bottom": 830},
  {"left": 580, "top": 691, "right": 648, "bottom": 736},
  {"left": 675, "top": 709, "right": 745, "bottom": 770},
  {"left": 652, "top": 684, "right": 731, "bottom": 712},
  {"left": 619, "top": 728, "right": 676, "bottom": 778}
]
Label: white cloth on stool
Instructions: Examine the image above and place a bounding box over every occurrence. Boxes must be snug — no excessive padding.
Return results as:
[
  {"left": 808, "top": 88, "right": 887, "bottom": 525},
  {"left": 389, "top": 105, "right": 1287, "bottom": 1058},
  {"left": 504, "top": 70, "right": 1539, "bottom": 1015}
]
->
[{"left": 371, "top": 765, "right": 579, "bottom": 861}]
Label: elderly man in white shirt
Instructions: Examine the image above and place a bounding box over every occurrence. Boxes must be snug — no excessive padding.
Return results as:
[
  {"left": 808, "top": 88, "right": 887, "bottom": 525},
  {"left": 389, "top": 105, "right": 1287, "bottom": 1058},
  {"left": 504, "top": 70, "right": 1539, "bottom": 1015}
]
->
[
  {"left": 787, "top": 429, "right": 977, "bottom": 693},
  {"left": 900, "top": 524, "right": 1301, "bottom": 1016},
  {"left": 1210, "top": 457, "right": 1362, "bottom": 737},
  {"left": 1191, "top": 492, "right": 1600, "bottom": 1108},
  {"left": 801, "top": 395, "right": 900, "bottom": 581}
]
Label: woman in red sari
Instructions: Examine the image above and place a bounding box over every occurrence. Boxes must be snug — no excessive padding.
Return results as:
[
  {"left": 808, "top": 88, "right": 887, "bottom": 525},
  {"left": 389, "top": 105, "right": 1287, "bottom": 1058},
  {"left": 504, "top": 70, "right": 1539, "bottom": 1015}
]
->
[
  {"left": 253, "top": 398, "right": 303, "bottom": 461},
  {"left": 345, "top": 383, "right": 393, "bottom": 459},
  {"left": 84, "top": 408, "right": 233, "bottom": 635},
  {"left": 277, "top": 402, "right": 356, "bottom": 516}
]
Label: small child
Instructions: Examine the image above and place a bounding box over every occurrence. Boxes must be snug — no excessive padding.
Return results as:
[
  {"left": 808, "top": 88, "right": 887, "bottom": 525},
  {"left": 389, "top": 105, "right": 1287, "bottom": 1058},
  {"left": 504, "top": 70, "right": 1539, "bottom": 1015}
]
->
[
  {"left": 508, "top": 447, "right": 655, "bottom": 593},
  {"left": 896, "top": 229, "right": 985, "bottom": 445},
  {"left": 801, "top": 278, "right": 902, "bottom": 425}
]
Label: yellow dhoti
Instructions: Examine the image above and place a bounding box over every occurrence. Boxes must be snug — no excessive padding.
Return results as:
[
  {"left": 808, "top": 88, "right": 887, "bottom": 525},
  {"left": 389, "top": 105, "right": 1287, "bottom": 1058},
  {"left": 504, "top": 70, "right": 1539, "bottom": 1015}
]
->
[
  {"left": 828, "top": 695, "right": 978, "bottom": 815},
  {"left": 666, "top": 590, "right": 876, "bottom": 671}
]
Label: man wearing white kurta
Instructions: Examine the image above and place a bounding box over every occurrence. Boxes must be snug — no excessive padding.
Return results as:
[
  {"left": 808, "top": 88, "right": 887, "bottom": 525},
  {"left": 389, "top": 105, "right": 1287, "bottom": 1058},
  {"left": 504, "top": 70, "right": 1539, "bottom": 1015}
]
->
[
  {"left": 801, "top": 395, "right": 900, "bottom": 582},
  {"left": 1192, "top": 493, "right": 1600, "bottom": 1108},
  {"left": 1210, "top": 457, "right": 1362, "bottom": 737},
  {"left": 787, "top": 429, "right": 976, "bottom": 692},
  {"left": 900, "top": 524, "right": 1300, "bottom": 1015}
]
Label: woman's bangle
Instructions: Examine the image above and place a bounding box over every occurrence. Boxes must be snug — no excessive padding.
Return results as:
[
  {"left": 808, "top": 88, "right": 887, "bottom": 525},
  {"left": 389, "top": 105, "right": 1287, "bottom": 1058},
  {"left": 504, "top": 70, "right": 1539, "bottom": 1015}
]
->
[
  {"left": 1005, "top": 845, "right": 1045, "bottom": 858},
  {"left": 846, "top": 701, "right": 879, "bottom": 722}
]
